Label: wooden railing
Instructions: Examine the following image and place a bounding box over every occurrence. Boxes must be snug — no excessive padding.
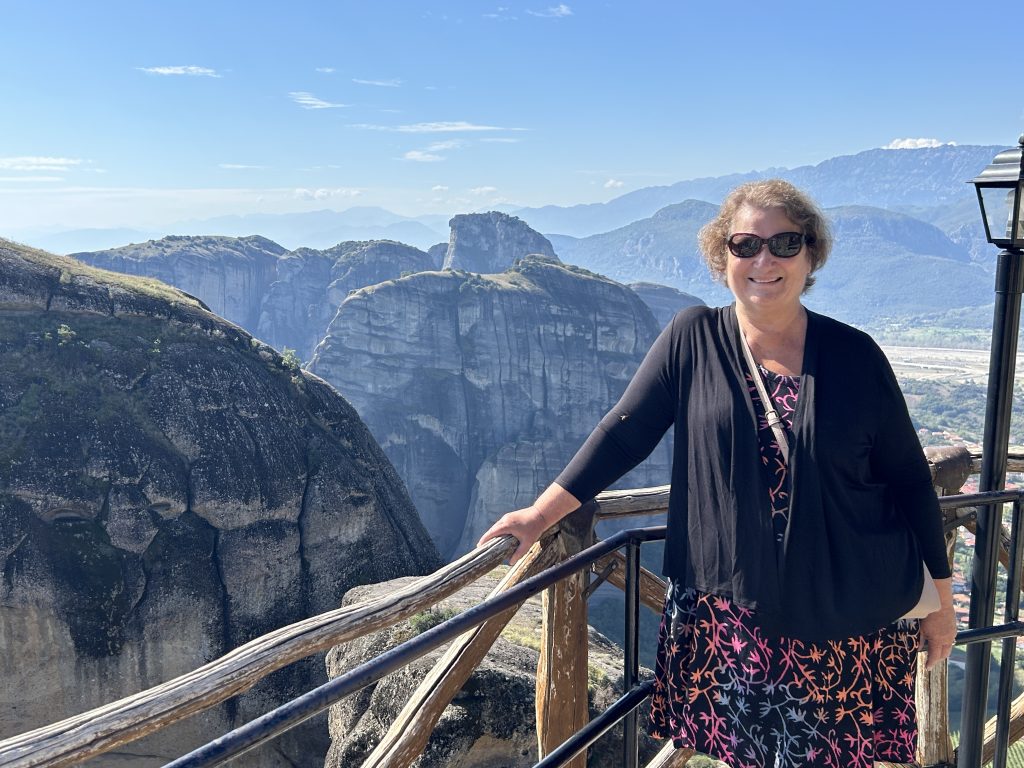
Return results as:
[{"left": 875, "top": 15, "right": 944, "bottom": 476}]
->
[{"left": 0, "top": 445, "right": 1021, "bottom": 768}]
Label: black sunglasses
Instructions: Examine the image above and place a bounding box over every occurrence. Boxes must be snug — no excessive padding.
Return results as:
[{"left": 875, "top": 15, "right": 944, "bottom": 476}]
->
[{"left": 727, "top": 231, "right": 813, "bottom": 259}]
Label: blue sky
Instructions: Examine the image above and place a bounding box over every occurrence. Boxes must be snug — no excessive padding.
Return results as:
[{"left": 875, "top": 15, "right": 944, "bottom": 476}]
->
[{"left": 1, "top": 0, "right": 1022, "bottom": 234}]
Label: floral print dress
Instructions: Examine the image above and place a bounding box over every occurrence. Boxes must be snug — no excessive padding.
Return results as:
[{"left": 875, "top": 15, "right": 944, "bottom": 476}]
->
[{"left": 648, "top": 366, "right": 919, "bottom": 768}]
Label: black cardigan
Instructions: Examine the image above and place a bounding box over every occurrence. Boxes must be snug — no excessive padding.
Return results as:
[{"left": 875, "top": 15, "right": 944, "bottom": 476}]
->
[{"left": 556, "top": 304, "right": 950, "bottom": 642}]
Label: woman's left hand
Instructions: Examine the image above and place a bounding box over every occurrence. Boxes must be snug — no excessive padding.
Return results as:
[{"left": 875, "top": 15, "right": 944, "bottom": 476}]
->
[{"left": 919, "top": 577, "right": 957, "bottom": 671}]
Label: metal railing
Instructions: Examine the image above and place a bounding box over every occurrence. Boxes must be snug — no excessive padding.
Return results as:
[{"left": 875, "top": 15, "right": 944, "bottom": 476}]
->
[
  {"left": 165, "top": 488, "right": 1024, "bottom": 768},
  {"left": 942, "top": 489, "right": 1024, "bottom": 768},
  {"left": 165, "top": 527, "right": 668, "bottom": 768},
  {"left": 7, "top": 468, "right": 1024, "bottom": 768}
]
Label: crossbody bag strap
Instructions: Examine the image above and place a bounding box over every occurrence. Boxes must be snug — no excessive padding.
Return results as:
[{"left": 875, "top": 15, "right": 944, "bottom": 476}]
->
[{"left": 739, "top": 330, "right": 790, "bottom": 462}]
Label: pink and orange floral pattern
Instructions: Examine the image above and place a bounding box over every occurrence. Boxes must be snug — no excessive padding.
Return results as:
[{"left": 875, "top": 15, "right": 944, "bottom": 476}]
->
[{"left": 648, "top": 368, "right": 919, "bottom": 767}]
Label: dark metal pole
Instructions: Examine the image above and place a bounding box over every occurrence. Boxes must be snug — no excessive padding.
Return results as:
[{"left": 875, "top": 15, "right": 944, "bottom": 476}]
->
[
  {"left": 993, "top": 498, "right": 1024, "bottom": 768},
  {"left": 959, "top": 248, "right": 1024, "bottom": 768},
  {"left": 623, "top": 537, "right": 641, "bottom": 768}
]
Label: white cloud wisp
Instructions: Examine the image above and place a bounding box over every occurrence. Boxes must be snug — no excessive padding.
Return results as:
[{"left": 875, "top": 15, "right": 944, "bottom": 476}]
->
[
  {"left": 139, "top": 65, "right": 222, "bottom": 78},
  {"left": 290, "top": 92, "right": 348, "bottom": 109},
  {"left": 883, "top": 138, "right": 957, "bottom": 149}
]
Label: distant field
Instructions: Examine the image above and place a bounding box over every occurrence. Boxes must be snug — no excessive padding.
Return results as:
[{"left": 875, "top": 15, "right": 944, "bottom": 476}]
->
[{"left": 882, "top": 345, "right": 1024, "bottom": 384}]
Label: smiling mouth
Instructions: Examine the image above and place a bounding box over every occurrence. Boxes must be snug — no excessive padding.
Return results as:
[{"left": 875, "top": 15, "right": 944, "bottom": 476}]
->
[{"left": 749, "top": 277, "right": 782, "bottom": 284}]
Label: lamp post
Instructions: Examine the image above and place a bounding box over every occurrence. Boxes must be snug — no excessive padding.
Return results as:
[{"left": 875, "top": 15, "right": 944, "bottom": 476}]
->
[{"left": 959, "top": 135, "right": 1024, "bottom": 768}]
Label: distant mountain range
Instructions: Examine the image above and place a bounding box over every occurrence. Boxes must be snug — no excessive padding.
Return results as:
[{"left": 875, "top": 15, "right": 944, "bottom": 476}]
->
[
  {"left": 550, "top": 199, "right": 993, "bottom": 326},
  {"left": 14, "top": 208, "right": 450, "bottom": 254},
  {"left": 9, "top": 144, "right": 1004, "bottom": 259},
  {"left": 512, "top": 144, "right": 1003, "bottom": 237}
]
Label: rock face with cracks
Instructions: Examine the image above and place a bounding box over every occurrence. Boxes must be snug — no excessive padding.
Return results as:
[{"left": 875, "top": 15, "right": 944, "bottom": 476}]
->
[
  {"left": 0, "top": 239, "right": 442, "bottom": 767},
  {"left": 308, "top": 255, "right": 672, "bottom": 560}
]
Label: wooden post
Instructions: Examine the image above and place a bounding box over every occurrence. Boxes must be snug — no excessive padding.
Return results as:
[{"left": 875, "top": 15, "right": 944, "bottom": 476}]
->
[
  {"left": 536, "top": 502, "right": 597, "bottom": 765},
  {"left": 916, "top": 445, "right": 972, "bottom": 767},
  {"left": 362, "top": 526, "right": 566, "bottom": 768}
]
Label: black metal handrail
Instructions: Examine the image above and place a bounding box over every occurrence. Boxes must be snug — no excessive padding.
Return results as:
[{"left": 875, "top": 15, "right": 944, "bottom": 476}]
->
[
  {"left": 163, "top": 527, "right": 667, "bottom": 768},
  {"left": 940, "top": 489, "right": 1024, "bottom": 768},
  {"left": 164, "top": 488, "right": 1024, "bottom": 768}
]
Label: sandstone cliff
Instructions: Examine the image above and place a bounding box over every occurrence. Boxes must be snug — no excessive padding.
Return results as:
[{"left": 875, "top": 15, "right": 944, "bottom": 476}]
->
[
  {"left": 0, "top": 239, "right": 441, "bottom": 766},
  {"left": 324, "top": 574, "right": 660, "bottom": 767},
  {"left": 308, "top": 255, "right": 671, "bottom": 560},
  {"left": 71, "top": 234, "right": 287, "bottom": 331},
  {"left": 73, "top": 236, "right": 435, "bottom": 364},
  {"left": 443, "top": 211, "right": 558, "bottom": 273},
  {"left": 256, "top": 239, "right": 434, "bottom": 360}
]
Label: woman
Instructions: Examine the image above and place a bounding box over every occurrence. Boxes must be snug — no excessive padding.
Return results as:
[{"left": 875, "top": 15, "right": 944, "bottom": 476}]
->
[{"left": 478, "top": 179, "right": 958, "bottom": 767}]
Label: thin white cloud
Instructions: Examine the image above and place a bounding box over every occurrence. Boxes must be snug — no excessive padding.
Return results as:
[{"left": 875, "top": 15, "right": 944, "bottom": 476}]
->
[
  {"left": 604, "top": 179, "right": 624, "bottom": 189},
  {"left": 353, "top": 78, "right": 402, "bottom": 88},
  {"left": 403, "top": 150, "right": 444, "bottom": 163},
  {"left": 316, "top": 67, "right": 336, "bottom": 74},
  {"left": 0, "top": 156, "right": 82, "bottom": 172},
  {"left": 0, "top": 176, "right": 64, "bottom": 183},
  {"left": 480, "top": 137, "right": 521, "bottom": 144},
  {"left": 293, "top": 187, "right": 362, "bottom": 200},
  {"left": 471, "top": 186, "right": 499, "bottom": 195},
  {"left": 526, "top": 4, "right": 572, "bottom": 17},
  {"left": 289, "top": 92, "right": 348, "bottom": 109},
  {"left": 351, "top": 121, "right": 519, "bottom": 133},
  {"left": 484, "top": 6, "right": 517, "bottom": 19},
  {"left": 219, "top": 163, "right": 266, "bottom": 170},
  {"left": 139, "top": 65, "right": 222, "bottom": 78},
  {"left": 883, "top": 138, "right": 957, "bottom": 149},
  {"left": 426, "top": 140, "right": 464, "bottom": 151},
  {"left": 432, "top": 185, "right": 449, "bottom": 192}
]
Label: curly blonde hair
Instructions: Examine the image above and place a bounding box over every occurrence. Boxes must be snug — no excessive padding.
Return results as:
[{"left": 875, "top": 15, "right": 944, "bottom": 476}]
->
[{"left": 697, "top": 179, "right": 832, "bottom": 292}]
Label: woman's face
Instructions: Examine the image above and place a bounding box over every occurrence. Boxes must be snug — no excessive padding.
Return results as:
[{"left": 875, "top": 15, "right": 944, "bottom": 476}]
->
[{"left": 724, "top": 204, "right": 811, "bottom": 316}]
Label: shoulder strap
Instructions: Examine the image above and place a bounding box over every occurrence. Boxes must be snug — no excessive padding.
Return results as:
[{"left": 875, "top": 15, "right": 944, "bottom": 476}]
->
[{"left": 739, "top": 330, "right": 791, "bottom": 462}]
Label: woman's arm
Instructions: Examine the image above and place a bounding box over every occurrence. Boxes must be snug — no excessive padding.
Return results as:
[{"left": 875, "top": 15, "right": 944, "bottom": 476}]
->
[{"left": 478, "top": 310, "right": 691, "bottom": 563}]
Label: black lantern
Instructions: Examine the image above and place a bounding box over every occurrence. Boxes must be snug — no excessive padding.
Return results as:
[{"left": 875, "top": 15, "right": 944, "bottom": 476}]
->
[{"left": 970, "top": 134, "right": 1024, "bottom": 250}]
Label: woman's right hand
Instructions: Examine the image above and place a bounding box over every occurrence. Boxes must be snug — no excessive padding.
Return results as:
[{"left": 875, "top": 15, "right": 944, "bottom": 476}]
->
[
  {"left": 476, "top": 506, "right": 551, "bottom": 565},
  {"left": 477, "top": 483, "right": 583, "bottom": 564}
]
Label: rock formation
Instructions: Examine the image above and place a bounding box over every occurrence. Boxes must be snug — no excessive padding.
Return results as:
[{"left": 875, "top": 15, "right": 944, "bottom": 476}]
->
[
  {"left": 628, "top": 282, "right": 705, "bottom": 329},
  {"left": 309, "top": 254, "right": 671, "bottom": 559},
  {"left": 0, "top": 239, "right": 442, "bottom": 766},
  {"left": 71, "top": 234, "right": 287, "bottom": 331},
  {"left": 257, "top": 240, "right": 433, "bottom": 360},
  {"left": 324, "top": 575, "right": 660, "bottom": 767},
  {"left": 73, "top": 236, "right": 435, "bottom": 364},
  {"left": 443, "top": 211, "right": 558, "bottom": 273}
]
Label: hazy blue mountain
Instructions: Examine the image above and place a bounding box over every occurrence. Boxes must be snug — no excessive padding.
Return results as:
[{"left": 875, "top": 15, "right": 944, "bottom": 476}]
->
[
  {"left": 10, "top": 208, "right": 450, "bottom": 256},
  {"left": 515, "top": 145, "right": 1004, "bottom": 237},
  {"left": 550, "top": 200, "right": 730, "bottom": 304},
  {"left": 11, "top": 227, "right": 161, "bottom": 255},
  {"left": 170, "top": 207, "right": 447, "bottom": 250},
  {"left": 627, "top": 282, "right": 705, "bottom": 329},
  {"left": 804, "top": 206, "right": 993, "bottom": 324}
]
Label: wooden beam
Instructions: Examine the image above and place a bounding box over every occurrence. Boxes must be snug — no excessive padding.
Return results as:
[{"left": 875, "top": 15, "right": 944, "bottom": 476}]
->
[
  {"left": 591, "top": 550, "right": 667, "bottom": 614},
  {"left": 361, "top": 528, "right": 565, "bottom": 768},
  {"left": 593, "top": 486, "right": 670, "bottom": 519},
  {"left": 536, "top": 503, "right": 596, "bottom": 766},
  {"left": 982, "top": 690, "right": 1024, "bottom": 765},
  {"left": 0, "top": 536, "right": 517, "bottom": 768},
  {"left": 644, "top": 740, "right": 696, "bottom": 767}
]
